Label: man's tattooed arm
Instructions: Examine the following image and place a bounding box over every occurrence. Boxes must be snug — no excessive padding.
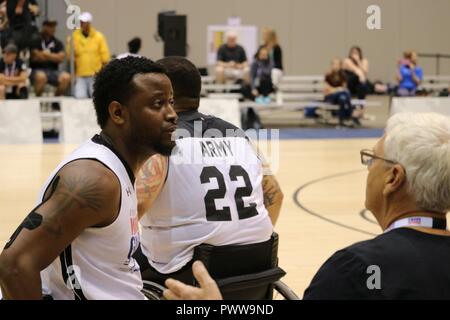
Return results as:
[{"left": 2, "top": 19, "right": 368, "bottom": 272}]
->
[
  {"left": 0, "top": 160, "right": 121, "bottom": 299},
  {"left": 262, "top": 174, "right": 284, "bottom": 226}
]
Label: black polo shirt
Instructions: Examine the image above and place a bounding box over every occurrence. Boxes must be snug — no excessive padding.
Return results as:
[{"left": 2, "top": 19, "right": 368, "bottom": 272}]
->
[
  {"left": 303, "top": 228, "right": 450, "bottom": 299},
  {"left": 29, "top": 35, "right": 64, "bottom": 70}
]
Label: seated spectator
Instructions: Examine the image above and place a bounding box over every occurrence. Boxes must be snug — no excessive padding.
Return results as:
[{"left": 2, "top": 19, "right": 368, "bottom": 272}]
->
[
  {"left": 396, "top": 51, "right": 423, "bottom": 96},
  {"left": 215, "top": 31, "right": 250, "bottom": 84},
  {"left": 343, "top": 46, "right": 370, "bottom": 99},
  {"left": 0, "top": 43, "right": 28, "bottom": 99},
  {"left": 30, "top": 19, "right": 70, "bottom": 97},
  {"left": 259, "top": 28, "right": 283, "bottom": 88},
  {"left": 343, "top": 46, "right": 371, "bottom": 119},
  {"left": 117, "top": 37, "right": 142, "bottom": 59},
  {"left": 68, "top": 12, "right": 110, "bottom": 98},
  {"left": 164, "top": 112, "right": 450, "bottom": 300},
  {"left": 0, "top": 0, "right": 8, "bottom": 49},
  {"left": 251, "top": 46, "right": 273, "bottom": 103},
  {"left": 5, "top": 0, "right": 39, "bottom": 53},
  {"left": 324, "top": 59, "right": 359, "bottom": 127}
]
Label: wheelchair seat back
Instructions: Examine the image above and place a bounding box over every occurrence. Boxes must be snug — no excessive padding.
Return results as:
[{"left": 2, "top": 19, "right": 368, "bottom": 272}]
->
[{"left": 193, "top": 233, "right": 286, "bottom": 300}]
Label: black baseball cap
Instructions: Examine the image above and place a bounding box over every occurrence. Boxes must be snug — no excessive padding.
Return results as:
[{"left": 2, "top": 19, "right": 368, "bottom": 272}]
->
[{"left": 43, "top": 19, "right": 58, "bottom": 26}]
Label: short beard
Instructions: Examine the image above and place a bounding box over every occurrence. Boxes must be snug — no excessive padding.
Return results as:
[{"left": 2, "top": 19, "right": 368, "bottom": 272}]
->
[{"left": 154, "top": 141, "right": 176, "bottom": 156}]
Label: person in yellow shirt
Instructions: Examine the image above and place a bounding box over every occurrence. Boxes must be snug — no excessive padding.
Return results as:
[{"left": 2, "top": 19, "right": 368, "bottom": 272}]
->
[{"left": 68, "top": 12, "right": 110, "bottom": 98}]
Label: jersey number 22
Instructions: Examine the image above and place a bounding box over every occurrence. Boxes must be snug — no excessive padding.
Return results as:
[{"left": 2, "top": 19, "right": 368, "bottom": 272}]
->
[{"left": 200, "top": 165, "right": 259, "bottom": 221}]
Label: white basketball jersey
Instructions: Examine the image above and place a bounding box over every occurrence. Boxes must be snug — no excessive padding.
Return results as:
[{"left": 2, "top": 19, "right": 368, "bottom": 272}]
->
[
  {"left": 140, "top": 112, "right": 273, "bottom": 274},
  {"left": 39, "top": 135, "right": 145, "bottom": 300}
]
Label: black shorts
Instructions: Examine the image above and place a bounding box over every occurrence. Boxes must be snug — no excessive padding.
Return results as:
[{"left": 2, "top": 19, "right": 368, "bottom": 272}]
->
[
  {"left": 6, "top": 86, "right": 28, "bottom": 99},
  {"left": 31, "top": 69, "right": 60, "bottom": 87}
]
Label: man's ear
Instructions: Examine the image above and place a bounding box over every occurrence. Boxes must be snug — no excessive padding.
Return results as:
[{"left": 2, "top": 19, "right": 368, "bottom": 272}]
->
[
  {"left": 383, "top": 164, "right": 406, "bottom": 196},
  {"left": 108, "top": 101, "right": 126, "bottom": 126}
]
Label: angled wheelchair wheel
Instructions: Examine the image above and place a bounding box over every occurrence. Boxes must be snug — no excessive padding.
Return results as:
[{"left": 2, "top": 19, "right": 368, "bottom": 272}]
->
[
  {"left": 142, "top": 280, "right": 166, "bottom": 300},
  {"left": 272, "top": 281, "right": 301, "bottom": 300},
  {"left": 141, "top": 279, "right": 301, "bottom": 300}
]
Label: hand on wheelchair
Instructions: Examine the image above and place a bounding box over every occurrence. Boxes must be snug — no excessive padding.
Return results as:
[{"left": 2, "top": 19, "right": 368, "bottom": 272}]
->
[{"left": 163, "top": 261, "right": 223, "bottom": 300}]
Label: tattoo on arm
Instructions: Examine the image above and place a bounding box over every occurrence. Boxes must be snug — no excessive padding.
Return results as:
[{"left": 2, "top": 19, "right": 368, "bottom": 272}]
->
[
  {"left": 137, "top": 156, "right": 166, "bottom": 199},
  {"left": 262, "top": 177, "right": 280, "bottom": 208},
  {"left": 4, "top": 172, "right": 106, "bottom": 248},
  {"left": 56, "top": 174, "right": 104, "bottom": 212},
  {"left": 4, "top": 212, "right": 43, "bottom": 249}
]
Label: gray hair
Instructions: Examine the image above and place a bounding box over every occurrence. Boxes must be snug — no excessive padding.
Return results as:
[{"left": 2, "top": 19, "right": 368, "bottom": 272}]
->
[
  {"left": 384, "top": 112, "right": 450, "bottom": 212},
  {"left": 225, "top": 30, "right": 238, "bottom": 40}
]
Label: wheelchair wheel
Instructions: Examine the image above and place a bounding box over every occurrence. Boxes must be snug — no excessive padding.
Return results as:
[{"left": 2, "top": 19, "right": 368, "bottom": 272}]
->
[
  {"left": 272, "top": 281, "right": 300, "bottom": 300},
  {"left": 142, "top": 280, "right": 166, "bottom": 300},
  {"left": 141, "top": 279, "right": 300, "bottom": 301}
]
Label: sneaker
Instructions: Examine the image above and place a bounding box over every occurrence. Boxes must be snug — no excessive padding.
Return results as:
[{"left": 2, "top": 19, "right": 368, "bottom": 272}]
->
[
  {"left": 51, "top": 102, "right": 61, "bottom": 111},
  {"left": 255, "top": 96, "right": 264, "bottom": 105},
  {"left": 352, "top": 118, "right": 362, "bottom": 127}
]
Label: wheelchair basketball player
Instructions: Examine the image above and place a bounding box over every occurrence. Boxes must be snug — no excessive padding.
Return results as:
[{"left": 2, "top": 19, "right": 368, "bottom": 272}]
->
[{"left": 135, "top": 57, "right": 284, "bottom": 293}]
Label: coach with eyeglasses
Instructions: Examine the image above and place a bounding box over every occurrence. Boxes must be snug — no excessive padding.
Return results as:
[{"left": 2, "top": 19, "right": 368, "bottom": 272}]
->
[{"left": 162, "top": 112, "right": 450, "bottom": 300}]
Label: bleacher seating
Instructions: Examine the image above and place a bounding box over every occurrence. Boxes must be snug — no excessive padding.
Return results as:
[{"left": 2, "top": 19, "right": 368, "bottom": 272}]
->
[
  {"left": 201, "top": 76, "right": 242, "bottom": 98},
  {"left": 200, "top": 74, "right": 382, "bottom": 127},
  {"left": 0, "top": 73, "right": 391, "bottom": 145},
  {"left": 420, "top": 75, "right": 450, "bottom": 94}
]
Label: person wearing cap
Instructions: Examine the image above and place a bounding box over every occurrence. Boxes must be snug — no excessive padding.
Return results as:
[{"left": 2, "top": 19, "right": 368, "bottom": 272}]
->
[
  {"left": 30, "top": 19, "right": 70, "bottom": 97},
  {"left": 0, "top": 43, "right": 28, "bottom": 99},
  {"left": 67, "top": 12, "right": 110, "bottom": 99}
]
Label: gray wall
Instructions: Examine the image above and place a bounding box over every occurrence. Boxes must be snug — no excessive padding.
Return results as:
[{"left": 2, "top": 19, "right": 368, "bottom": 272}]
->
[{"left": 44, "top": 0, "right": 450, "bottom": 82}]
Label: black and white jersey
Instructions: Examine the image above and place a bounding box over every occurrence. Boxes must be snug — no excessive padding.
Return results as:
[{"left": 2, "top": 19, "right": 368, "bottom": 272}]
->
[
  {"left": 140, "top": 111, "right": 273, "bottom": 274},
  {"left": 39, "top": 135, "right": 145, "bottom": 300}
]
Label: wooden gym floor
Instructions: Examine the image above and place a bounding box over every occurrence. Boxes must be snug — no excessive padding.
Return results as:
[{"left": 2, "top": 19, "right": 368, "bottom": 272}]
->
[{"left": 0, "top": 138, "right": 382, "bottom": 298}]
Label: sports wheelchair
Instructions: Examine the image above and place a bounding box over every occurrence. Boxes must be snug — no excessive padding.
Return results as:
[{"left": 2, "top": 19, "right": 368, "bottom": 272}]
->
[{"left": 141, "top": 233, "right": 299, "bottom": 300}]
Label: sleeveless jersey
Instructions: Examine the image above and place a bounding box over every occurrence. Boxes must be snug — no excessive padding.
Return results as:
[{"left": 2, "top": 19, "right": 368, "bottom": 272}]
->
[
  {"left": 39, "top": 135, "right": 145, "bottom": 300},
  {"left": 140, "top": 111, "right": 273, "bottom": 274}
]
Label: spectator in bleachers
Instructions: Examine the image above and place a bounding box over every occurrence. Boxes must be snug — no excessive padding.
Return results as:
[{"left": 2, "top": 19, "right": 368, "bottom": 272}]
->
[
  {"left": 0, "top": 1, "right": 8, "bottom": 49},
  {"left": 68, "top": 12, "right": 110, "bottom": 98},
  {"left": 324, "top": 58, "right": 359, "bottom": 127},
  {"left": 343, "top": 46, "right": 370, "bottom": 122},
  {"left": 259, "top": 28, "right": 283, "bottom": 88},
  {"left": 251, "top": 46, "right": 273, "bottom": 103},
  {"left": 5, "top": 0, "right": 39, "bottom": 53},
  {"left": 117, "top": 37, "right": 142, "bottom": 59},
  {"left": 30, "top": 19, "right": 70, "bottom": 97},
  {"left": 396, "top": 51, "right": 423, "bottom": 96},
  {"left": 215, "top": 31, "right": 250, "bottom": 85},
  {"left": 0, "top": 43, "right": 28, "bottom": 99},
  {"left": 343, "top": 46, "right": 370, "bottom": 100}
]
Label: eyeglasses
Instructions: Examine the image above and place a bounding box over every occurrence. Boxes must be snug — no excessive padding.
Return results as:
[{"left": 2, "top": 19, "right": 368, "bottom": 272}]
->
[{"left": 360, "top": 149, "right": 397, "bottom": 167}]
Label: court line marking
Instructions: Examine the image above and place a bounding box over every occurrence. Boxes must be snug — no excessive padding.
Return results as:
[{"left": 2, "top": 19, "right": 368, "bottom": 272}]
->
[
  {"left": 293, "top": 169, "right": 378, "bottom": 236},
  {"left": 359, "top": 209, "right": 378, "bottom": 225}
]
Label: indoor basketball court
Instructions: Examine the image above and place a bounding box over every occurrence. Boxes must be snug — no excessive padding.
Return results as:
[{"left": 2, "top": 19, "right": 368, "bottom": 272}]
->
[
  {"left": 1, "top": 0, "right": 450, "bottom": 301},
  {"left": 0, "top": 138, "right": 381, "bottom": 296}
]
